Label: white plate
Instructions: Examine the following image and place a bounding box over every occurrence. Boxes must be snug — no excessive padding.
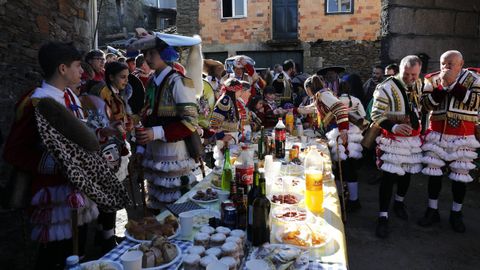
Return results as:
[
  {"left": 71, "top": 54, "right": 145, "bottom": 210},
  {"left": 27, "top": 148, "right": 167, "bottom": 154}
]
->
[
  {"left": 124, "top": 223, "right": 181, "bottom": 243},
  {"left": 182, "top": 209, "right": 221, "bottom": 228},
  {"left": 267, "top": 192, "right": 303, "bottom": 207},
  {"left": 249, "top": 243, "right": 309, "bottom": 270},
  {"left": 275, "top": 225, "right": 331, "bottom": 249},
  {"left": 130, "top": 243, "right": 182, "bottom": 269},
  {"left": 188, "top": 191, "right": 219, "bottom": 204},
  {"left": 80, "top": 260, "right": 123, "bottom": 270}
]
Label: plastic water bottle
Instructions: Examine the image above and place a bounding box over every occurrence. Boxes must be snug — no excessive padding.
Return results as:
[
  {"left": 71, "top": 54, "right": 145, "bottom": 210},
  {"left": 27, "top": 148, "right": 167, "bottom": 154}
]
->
[{"left": 65, "top": 255, "right": 81, "bottom": 270}]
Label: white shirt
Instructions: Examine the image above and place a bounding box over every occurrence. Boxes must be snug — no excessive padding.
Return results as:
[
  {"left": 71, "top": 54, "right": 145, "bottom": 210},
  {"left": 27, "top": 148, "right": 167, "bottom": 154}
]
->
[
  {"left": 31, "top": 81, "right": 84, "bottom": 119},
  {"left": 153, "top": 66, "right": 173, "bottom": 86}
]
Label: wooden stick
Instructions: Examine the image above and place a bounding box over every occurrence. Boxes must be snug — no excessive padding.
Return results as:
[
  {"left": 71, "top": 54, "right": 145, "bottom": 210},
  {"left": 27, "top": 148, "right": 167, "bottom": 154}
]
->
[
  {"left": 71, "top": 208, "right": 79, "bottom": 255},
  {"left": 336, "top": 137, "right": 347, "bottom": 223}
]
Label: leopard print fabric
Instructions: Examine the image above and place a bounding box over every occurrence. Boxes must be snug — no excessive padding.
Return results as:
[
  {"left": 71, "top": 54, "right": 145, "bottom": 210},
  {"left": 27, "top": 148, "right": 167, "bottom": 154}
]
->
[{"left": 35, "top": 108, "right": 131, "bottom": 212}]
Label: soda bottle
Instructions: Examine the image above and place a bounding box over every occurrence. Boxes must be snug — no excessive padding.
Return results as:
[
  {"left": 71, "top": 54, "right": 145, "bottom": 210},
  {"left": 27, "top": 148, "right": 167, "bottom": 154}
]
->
[
  {"left": 274, "top": 118, "right": 286, "bottom": 159},
  {"left": 285, "top": 110, "right": 294, "bottom": 133},
  {"left": 296, "top": 118, "right": 304, "bottom": 137},
  {"left": 235, "top": 145, "right": 254, "bottom": 192},
  {"left": 65, "top": 255, "right": 81, "bottom": 270},
  {"left": 221, "top": 147, "right": 233, "bottom": 192},
  {"left": 304, "top": 145, "right": 324, "bottom": 215}
]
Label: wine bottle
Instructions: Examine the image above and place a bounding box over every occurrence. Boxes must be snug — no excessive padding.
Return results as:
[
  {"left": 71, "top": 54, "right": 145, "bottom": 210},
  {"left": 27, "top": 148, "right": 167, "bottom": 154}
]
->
[
  {"left": 252, "top": 173, "right": 271, "bottom": 246},
  {"left": 236, "top": 187, "right": 248, "bottom": 230},
  {"left": 247, "top": 163, "right": 260, "bottom": 241},
  {"left": 221, "top": 147, "right": 232, "bottom": 192}
]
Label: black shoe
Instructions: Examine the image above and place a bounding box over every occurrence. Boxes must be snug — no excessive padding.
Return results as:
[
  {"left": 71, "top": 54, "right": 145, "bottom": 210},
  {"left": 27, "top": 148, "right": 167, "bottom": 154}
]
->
[
  {"left": 449, "top": 211, "right": 466, "bottom": 233},
  {"left": 417, "top": 207, "right": 440, "bottom": 227},
  {"left": 393, "top": 201, "right": 408, "bottom": 220},
  {"left": 346, "top": 199, "right": 362, "bottom": 213},
  {"left": 376, "top": 217, "right": 389, "bottom": 238}
]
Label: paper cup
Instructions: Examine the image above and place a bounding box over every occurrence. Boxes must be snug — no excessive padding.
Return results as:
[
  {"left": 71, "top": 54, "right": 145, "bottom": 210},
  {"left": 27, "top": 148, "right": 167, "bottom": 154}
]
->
[
  {"left": 120, "top": 250, "right": 143, "bottom": 270},
  {"left": 179, "top": 211, "right": 194, "bottom": 238},
  {"left": 206, "top": 261, "right": 229, "bottom": 270}
]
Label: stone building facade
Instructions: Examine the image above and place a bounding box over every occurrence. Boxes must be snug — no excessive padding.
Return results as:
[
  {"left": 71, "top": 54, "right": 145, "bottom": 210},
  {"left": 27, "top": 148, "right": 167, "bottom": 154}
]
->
[
  {"left": 0, "top": 0, "right": 94, "bottom": 185},
  {"left": 381, "top": 0, "right": 480, "bottom": 72},
  {"left": 177, "top": 0, "right": 480, "bottom": 79},
  {"left": 177, "top": 0, "right": 382, "bottom": 80}
]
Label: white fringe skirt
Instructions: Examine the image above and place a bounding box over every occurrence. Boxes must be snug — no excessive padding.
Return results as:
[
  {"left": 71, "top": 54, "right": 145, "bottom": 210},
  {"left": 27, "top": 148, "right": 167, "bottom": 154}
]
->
[
  {"left": 376, "top": 134, "right": 423, "bottom": 176},
  {"left": 421, "top": 131, "right": 480, "bottom": 183}
]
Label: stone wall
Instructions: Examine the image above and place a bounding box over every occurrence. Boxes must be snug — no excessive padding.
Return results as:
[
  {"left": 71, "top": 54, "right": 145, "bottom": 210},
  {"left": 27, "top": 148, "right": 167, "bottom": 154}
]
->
[
  {"left": 0, "top": 0, "right": 92, "bottom": 186},
  {"left": 176, "top": 0, "right": 199, "bottom": 36},
  {"left": 97, "top": 0, "right": 145, "bottom": 46},
  {"left": 308, "top": 40, "right": 382, "bottom": 81},
  {"left": 381, "top": 0, "right": 480, "bottom": 72}
]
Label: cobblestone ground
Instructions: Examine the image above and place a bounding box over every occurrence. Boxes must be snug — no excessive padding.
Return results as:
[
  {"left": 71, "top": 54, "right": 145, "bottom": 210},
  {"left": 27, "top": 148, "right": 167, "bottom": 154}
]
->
[{"left": 346, "top": 161, "right": 480, "bottom": 270}]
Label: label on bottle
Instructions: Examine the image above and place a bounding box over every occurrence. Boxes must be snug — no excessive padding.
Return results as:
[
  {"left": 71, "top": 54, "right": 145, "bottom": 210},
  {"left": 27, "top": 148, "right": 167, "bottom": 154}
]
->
[
  {"left": 306, "top": 171, "right": 323, "bottom": 191},
  {"left": 275, "top": 128, "right": 286, "bottom": 141},
  {"left": 236, "top": 166, "right": 254, "bottom": 185}
]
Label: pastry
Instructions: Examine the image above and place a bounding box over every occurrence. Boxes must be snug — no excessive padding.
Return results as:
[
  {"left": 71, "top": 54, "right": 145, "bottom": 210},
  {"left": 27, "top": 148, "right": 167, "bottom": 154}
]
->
[
  {"left": 204, "top": 247, "right": 222, "bottom": 258},
  {"left": 200, "top": 255, "right": 218, "bottom": 269},
  {"left": 194, "top": 232, "right": 210, "bottom": 248},
  {"left": 187, "top": 245, "right": 205, "bottom": 256},
  {"left": 209, "top": 233, "right": 226, "bottom": 247},
  {"left": 183, "top": 254, "right": 201, "bottom": 270}
]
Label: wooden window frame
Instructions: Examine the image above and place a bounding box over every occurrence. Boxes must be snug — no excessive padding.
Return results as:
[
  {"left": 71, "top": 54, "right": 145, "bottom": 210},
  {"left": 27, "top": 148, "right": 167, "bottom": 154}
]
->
[
  {"left": 221, "top": 0, "right": 248, "bottom": 19},
  {"left": 325, "top": 0, "right": 354, "bottom": 15}
]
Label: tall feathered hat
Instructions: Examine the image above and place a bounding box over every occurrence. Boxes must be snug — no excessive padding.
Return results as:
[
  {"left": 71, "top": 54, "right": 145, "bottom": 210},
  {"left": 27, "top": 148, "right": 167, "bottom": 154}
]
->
[{"left": 128, "top": 28, "right": 204, "bottom": 97}]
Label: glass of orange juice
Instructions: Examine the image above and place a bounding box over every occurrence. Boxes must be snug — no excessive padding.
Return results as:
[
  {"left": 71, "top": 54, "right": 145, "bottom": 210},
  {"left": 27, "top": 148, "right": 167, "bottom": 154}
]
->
[{"left": 305, "top": 169, "right": 324, "bottom": 215}]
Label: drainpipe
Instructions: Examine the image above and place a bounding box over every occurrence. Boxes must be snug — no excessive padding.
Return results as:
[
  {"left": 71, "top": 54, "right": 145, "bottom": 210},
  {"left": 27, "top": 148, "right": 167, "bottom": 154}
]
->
[{"left": 91, "top": 0, "right": 98, "bottom": 49}]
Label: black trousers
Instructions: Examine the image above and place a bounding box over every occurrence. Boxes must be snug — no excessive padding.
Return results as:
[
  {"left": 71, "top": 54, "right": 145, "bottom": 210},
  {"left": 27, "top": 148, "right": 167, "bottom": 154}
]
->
[
  {"left": 379, "top": 172, "right": 411, "bottom": 212},
  {"left": 334, "top": 158, "right": 358, "bottom": 183},
  {"left": 98, "top": 210, "right": 116, "bottom": 235},
  {"left": 35, "top": 224, "right": 88, "bottom": 270},
  {"left": 427, "top": 175, "right": 466, "bottom": 204}
]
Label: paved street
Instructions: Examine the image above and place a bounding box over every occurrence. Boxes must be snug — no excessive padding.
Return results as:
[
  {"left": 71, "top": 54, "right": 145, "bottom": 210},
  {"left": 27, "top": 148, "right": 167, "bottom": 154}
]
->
[{"left": 345, "top": 163, "right": 480, "bottom": 270}]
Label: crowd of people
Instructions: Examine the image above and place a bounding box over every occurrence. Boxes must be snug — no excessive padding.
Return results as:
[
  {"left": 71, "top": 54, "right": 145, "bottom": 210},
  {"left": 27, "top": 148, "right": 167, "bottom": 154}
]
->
[{"left": 2, "top": 27, "right": 480, "bottom": 269}]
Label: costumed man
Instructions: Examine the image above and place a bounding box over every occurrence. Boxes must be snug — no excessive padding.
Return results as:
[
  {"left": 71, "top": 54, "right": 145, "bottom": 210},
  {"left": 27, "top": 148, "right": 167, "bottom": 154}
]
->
[
  {"left": 304, "top": 75, "right": 363, "bottom": 210},
  {"left": 336, "top": 80, "right": 366, "bottom": 211},
  {"left": 272, "top": 59, "right": 296, "bottom": 104},
  {"left": 418, "top": 50, "right": 480, "bottom": 233},
  {"left": 210, "top": 78, "right": 253, "bottom": 174},
  {"left": 130, "top": 30, "right": 203, "bottom": 213},
  {"left": 204, "top": 59, "right": 225, "bottom": 99},
  {"left": 3, "top": 42, "right": 130, "bottom": 270},
  {"left": 371, "top": 55, "right": 424, "bottom": 238},
  {"left": 317, "top": 66, "right": 345, "bottom": 96},
  {"left": 222, "top": 55, "right": 266, "bottom": 97}
]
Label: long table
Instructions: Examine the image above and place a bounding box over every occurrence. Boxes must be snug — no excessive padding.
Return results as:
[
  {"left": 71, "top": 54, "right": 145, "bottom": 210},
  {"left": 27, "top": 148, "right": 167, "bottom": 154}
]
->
[{"left": 103, "top": 141, "right": 348, "bottom": 270}]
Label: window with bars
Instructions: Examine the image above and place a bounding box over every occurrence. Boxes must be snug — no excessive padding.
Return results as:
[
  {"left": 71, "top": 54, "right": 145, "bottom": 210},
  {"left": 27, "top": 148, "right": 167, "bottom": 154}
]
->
[
  {"left": 221, "top": 0, "right": 247, "bottom": 18},
  {"left": 325, "top": 0, "right": 353, "bottom": 14}
]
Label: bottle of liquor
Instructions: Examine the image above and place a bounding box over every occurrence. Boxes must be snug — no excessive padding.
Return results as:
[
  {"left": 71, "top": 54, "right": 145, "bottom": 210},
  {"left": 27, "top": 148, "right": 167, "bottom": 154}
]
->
[
  {"left": 257, "top": 126, "right": 265, "bottom": 161},
  {"left": 252, "top": 173, "right": 271, "bottom": 246},
  {"left": 221, "top": 147, "right": 233, "bottom": 192},
  {"left": 235, "top": 145, "right": 254, "bottom": 192},
  {"left": 274, "top": 118, "right": 286, "bottom": 159},
  {"left": 247, "top": 163, "right": 260, "bottom": 241},
  {"left": 236, "top": 187, "right": 248, "bottom": 230}
]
